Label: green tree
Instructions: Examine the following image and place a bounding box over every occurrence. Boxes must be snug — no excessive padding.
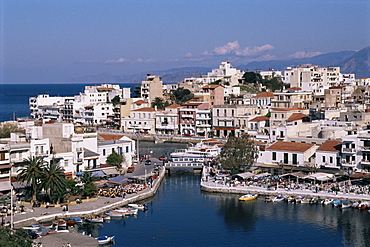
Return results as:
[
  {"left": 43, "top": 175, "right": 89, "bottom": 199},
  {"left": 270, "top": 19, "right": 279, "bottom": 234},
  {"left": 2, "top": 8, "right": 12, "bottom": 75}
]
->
[
  {"left": 111, "top": 95, "right": 121, "bottom": 105},
  {"left": 242, "top": 72, "right": 262, "bottom": 85},
  {"left": 0, "top": 227, "right": 40, "bottom": 247},
  {"left": 217, "top": 135, "right": 259, "bottom": 171},
  {"left": 17, "top": 156, "right": 46, "bottom": 201},
  {"left": 106, "top": 152, "right": 125, "bottom": 175},
  {"left": 40, "top": 163, "right": 67, "bottom": 204},
  {"left": 262, "top": 77, "right": 284, "bottom": 92},
  {"left": 0, "top": 122, "right": 21, "bottom": 138},
  {"left": 172, "top": 87, "right": 194, "bottom": 104},
  {"left": 151, "top": 97, "right": 170, "bottom": 110},
  {"left": 82, "top": 182, "right": 98, "bottom": 197}
]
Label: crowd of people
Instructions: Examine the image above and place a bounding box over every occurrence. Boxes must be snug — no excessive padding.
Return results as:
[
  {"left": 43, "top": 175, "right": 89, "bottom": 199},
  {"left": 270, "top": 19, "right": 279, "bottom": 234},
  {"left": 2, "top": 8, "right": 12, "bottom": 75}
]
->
[{"left": 98, "top": 183, "right": 148, "bottom": 198}]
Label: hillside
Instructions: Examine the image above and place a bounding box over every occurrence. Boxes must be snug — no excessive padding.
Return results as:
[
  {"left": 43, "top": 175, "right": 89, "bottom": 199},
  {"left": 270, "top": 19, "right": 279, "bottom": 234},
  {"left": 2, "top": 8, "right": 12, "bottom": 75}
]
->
[{"left": 337, "top": 46, "right": 370, "bottom": 78}]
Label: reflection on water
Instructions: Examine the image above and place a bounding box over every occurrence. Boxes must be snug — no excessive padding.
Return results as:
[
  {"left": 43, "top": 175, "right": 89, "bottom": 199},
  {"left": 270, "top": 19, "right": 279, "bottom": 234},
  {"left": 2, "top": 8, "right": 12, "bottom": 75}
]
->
[{"left": 92, "top": 151, "right": 370, "bottom": 246}]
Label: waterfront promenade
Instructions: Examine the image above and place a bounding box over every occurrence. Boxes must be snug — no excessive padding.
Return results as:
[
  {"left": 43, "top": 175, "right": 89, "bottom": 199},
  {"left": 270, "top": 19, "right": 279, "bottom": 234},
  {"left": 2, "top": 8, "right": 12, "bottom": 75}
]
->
[
  {"left": 200, "top": 167, "right": 370, "bottom": 203},
  {"left": 9, "top": 167, "right": 165, "bottom": 228}
]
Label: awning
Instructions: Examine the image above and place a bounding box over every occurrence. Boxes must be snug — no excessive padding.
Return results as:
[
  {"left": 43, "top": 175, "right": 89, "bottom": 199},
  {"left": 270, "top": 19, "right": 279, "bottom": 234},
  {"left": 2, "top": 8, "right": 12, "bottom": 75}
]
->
[
  {"left": 102, "top": 167, "right": 119, "bottom": 176},
  {"left": 0, "top": 180, "right": 12, "bottom": 191},
  {"left": 234, "top": 172, "right": 255, "bottom": 180},
  {"left": 76, "top": 172, "right": 83, "bottom": 176},
  {"left": 108, "top": 176, "right": 128, "bottom": 184},
  {"left": 91, "top": 170, "right": 106, "bottom": 177},
  {"left": 304, "top": 172, "right": 335, "bottom": 181},
  {"left": 0, "top": 165, "right": 11, "bottom": 170},
  {"left": 254, "top": 172, "right": 271, "bottom": 178},
  {"left": 12, "top": 181, "right": 31, "bottom": 189},
  {"left": 214, "top": 127, "right": 235, "bottom": 130}
]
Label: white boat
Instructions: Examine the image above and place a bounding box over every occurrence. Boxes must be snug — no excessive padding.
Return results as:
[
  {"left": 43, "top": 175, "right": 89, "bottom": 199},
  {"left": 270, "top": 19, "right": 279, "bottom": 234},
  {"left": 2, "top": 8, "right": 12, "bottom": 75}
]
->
[
  {"left": 170, "top": 140, "right": 221, "bottom": 158},
  {"left": 96, "top": 235, "right": 115, "bottom": 245},
  {"left": 106, "top": 211, "right": 123, "bottom": 218},
  {"left": 272, "top": 196, "right": 285, "bottom": 202},
  {"left": 322, "top": 199, "right": 333, "bottom": 205},
  {"left": 115, "top": 207, "right": 139, "bottom": 216},
  {"left": 85, "top": 217, "right": 104, "bottom": 223},
  {"left": 128, "top": 203, "right": 147, "bottom": 210}
]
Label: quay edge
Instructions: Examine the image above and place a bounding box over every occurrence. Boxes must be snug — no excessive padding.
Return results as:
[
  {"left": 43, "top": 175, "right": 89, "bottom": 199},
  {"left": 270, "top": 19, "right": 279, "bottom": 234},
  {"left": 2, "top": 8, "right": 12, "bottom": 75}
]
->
[{"left": 13, "top": 167, "right": 166, "bottom": 228}]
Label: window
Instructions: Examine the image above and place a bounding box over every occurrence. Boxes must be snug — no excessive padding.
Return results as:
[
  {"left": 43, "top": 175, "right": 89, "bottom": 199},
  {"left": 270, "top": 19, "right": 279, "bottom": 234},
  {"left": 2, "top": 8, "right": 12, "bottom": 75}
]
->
[
  {"left": 284, "top": 153, "right": 288, "bottom": 164},
  {"left": 112, "top": 148, "right": 115, "bottom": 153},
  {"left": 272, "top": 152, "right": 276, "bottom": 161},
  {"left": 292, "top": 154, "right": 297, "bottom": 164},
  {"left": 126, "top": 146, "right": 129, "bottom": 153},
  {"left": 330, "top": 157, "right": 333, "bottom": 163},
  {"left": 322, "top": 156, "right": 326, "bottom": 162},
  {"left": 103, "top": 149, "right": 106, "bottom": 156}
]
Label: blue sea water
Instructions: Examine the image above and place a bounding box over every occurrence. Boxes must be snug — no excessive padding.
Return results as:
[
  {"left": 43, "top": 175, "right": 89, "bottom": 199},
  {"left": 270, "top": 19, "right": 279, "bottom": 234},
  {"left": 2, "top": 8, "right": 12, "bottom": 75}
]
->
[{"left": 0, "top": 83, "right": 136, "bottom": 122}]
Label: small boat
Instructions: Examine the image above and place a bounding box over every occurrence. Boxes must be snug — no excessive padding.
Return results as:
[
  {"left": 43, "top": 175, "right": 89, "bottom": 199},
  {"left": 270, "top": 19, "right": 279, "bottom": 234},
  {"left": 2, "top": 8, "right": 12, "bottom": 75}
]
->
[
  {"left": 238, "top": 194, "right": 258, "bottom": 201},
  {"left": 69, "top": 217, "right": 83, "bottom": 223},
  {"left": 96, "top": 235, "right": 115, "bottom": 245},
  {"left": 128, "top": 203, "right": 147, "bottom": 210},
  {"left": 339, "top": 201, "right": 352, "bottom": 210},
  {"left": 301, "top": 197, "right": 311, "bottom": 204},
  {"left": 115, "top": 207, "right": 139, "bottom": 216},
  {"left": 332, "top": 200, "right": 341, "bottom": 207},
  {"left": 286, "top": 196, "right": 296, "bottom": 203},
  {"left": 272, "top": 196, "right": 285, "bottom": 202},
  {"left": 85, "top": 217, "right": 104, "bottom": 223},
  {"left": 101, "top": 214, "right": 111, "bottom": 221},
  {"left": 106, "top": 211, "right": 123, "bottom": 218},
  {"left": 55, "top": 225, "right": 69, "bottom": 233},
  {"left": 322, "top": 199, "right": 333, "bottom": 205},
  {"left": 357, "top": 202, "right": 369, "bottom": 210}
]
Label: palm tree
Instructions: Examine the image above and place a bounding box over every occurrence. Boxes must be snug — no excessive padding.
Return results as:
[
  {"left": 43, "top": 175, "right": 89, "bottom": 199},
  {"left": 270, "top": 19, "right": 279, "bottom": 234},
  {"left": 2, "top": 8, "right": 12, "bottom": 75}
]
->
[
  {"left": 40, "top": 163, "right": 67, "bottom": 204},
  {"left": 17, "top": 156, "right": 46, "bottom": 202}
]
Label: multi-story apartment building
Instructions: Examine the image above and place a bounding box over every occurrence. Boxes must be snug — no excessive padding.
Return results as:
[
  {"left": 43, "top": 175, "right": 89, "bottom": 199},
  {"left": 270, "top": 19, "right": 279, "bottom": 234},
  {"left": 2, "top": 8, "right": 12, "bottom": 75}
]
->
[
  {"left": 155, "top": 104, "right": 180, "bottom": 135},
  {"left": 29, "top": 94, "right": 74, "bottom": 121},
  {"left": 178, "top": 102, "right": 209, "bottom": 136},
  {"left": 283, "top": 66, "right": 341, "bottom": 95},
  {"left": 211, "top": 104, "right": 262, "bottom": 138},
  {"left": 271, "top": 87, "right": 312, "bottom": 109},
  {"left": 201, "top": 85, "right": 224, "bottom": 107},
  {"left": 251, "top": 92, "right": 274, "bottom": 108},
  {"left": 134, "top": 75, "right": 163, "bottom": 104},
  {"left": 121, "top": 107, "right": 158, "bottom": 134}
]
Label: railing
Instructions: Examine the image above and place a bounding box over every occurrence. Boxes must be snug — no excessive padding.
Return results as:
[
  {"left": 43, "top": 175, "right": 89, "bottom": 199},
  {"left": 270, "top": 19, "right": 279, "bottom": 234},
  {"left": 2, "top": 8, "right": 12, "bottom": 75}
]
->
[
  {"left": 164, "top": 162, "right": 203, "bottom": 168},
  {"left": 342, "top": 148, "right": 356, "bottom": 153}
]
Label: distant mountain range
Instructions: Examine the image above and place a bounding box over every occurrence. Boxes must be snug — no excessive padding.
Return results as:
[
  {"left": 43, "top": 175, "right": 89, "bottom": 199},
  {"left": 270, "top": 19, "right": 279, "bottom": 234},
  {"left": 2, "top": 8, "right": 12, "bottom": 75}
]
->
[{"left": 66, "top": 46, "right": 369, "bottom": 83}]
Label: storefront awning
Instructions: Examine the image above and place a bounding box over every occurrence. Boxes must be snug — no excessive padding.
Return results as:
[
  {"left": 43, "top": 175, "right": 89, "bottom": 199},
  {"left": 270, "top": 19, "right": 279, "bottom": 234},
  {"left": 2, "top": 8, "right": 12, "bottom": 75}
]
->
[
  {"left": 91, "top": 170, "right": 106, "bottom": 177},
  {"left": 0, "top": 180, "right": 12, "bottom": 191},
  {"left": 102, "top": 167, "right": 119, "bottom": 176}
]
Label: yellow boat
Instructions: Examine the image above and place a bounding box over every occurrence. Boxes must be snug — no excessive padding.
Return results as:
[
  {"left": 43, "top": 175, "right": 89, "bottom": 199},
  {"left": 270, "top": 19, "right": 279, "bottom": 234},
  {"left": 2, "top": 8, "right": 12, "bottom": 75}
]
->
[{"left": 238, "top": 194, "right": 258, "bottom": 201}]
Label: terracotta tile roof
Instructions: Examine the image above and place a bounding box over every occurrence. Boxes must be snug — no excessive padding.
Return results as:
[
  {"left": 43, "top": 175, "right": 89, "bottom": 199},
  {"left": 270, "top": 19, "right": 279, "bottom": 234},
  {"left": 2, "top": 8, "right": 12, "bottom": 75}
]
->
[
  {"left": 249, "top": 116, "right": 269, "bottom": 122},
  {"left": 183, "top": 102, "right": 203, "bottom": 106},
  {"left": 266, "top": 141, "right": 315, "bottom": 152},
  {"left": 317, "top": 140, "right": 342, "bottom": 152},
  {"left": 98, "top": 134, "right": 125, "bottom": 141},
  {"left": 133, "top": 100, "right": 147, "bottom": 104},
  {"left": 273, "top": 108, "right": 306, "bottom": 112},
  {"left": 253, "top": 92, "right": 274, "bottom": 98},
  {"left": 132, "top": 107, "right": 157, "bottom": 112},
  {"left": 287, "top": 113, "right": 308, "bottom": 121},
  {"left": 286, "top": 87, "right": 302, "bottom": 91},
  {"left": 166, "top": 104, "right": 181, "bottom": 108}
]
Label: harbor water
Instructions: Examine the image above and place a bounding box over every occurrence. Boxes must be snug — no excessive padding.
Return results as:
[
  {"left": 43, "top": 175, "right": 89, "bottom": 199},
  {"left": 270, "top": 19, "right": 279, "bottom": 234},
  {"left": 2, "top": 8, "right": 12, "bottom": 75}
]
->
[{"left": 87, "top": 173, "right": 370, "bottom": 247}]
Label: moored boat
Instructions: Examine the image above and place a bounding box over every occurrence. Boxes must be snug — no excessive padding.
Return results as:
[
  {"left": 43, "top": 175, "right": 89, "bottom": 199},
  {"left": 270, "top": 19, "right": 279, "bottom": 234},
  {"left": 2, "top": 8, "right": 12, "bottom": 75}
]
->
[
  {"left": 272, "top": 196, "right": 285, "bottom": 202},
  {"left": 128, "top": 203, "right": 147, "bottom": 210},
  {"left": 85, "top": 217, "right": 104, "bottom": 223},
  {"left": 238, "top": 194, "right": 258, "bottom": 201},
  {"left": 96, "top": 235, "right": 115, "bottom": 245}
]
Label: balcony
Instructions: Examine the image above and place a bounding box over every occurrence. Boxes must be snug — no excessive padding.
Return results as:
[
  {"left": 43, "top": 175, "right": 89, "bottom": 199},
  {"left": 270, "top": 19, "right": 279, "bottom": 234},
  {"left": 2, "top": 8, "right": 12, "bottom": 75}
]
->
[
  {"left": 361, "top": 159, "right": 370, "bottom": 165},
  {"left": 342, "top": 148, "right": 356, "bottom": 153},
  {"left": 360, "top": 146, "right": 370, "bottom": 152},
  {"left": 182, "top": 114, "right": 194, "bottom": 118}
]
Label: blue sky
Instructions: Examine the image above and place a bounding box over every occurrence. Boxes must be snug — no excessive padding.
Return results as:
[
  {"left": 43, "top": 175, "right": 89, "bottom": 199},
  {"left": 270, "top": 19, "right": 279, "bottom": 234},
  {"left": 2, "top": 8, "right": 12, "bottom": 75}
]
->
[{"left": 1, "top": 0, "right": 369, "bottom": 83}]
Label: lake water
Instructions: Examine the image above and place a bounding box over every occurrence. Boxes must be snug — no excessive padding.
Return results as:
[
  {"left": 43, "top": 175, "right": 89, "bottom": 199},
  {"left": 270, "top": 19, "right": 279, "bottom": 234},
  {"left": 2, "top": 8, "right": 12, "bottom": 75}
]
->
[{"left": 85, "top": 173, "right": 370, "bottom": 247}]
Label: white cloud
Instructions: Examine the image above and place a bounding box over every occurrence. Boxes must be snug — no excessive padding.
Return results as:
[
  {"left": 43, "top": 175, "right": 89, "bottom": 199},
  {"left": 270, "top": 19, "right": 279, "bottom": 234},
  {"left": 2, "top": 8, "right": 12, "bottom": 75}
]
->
[
  {"left": 104, "top": 58, "right": 127, "bottom": 63},
  {"left": 214, "top": 41, "right": 240, "bottom": 55},
  {"left": 184, "top": 52, "right": 193, "bottom": 57},
  {"left": 289, "top": 51, "right": 323, "bottom": 59},
  {"left": 202, "top": 41, "right": 274, "bottom": 57}
]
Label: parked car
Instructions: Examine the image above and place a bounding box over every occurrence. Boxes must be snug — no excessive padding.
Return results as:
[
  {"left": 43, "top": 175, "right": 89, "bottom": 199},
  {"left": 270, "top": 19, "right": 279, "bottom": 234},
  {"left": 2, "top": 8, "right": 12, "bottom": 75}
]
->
[
  {"left": 127, "top": 166, "right": 135, "bottom": 173},
  {"left": 145, "top": 159, "right": 151, "bottom": 165}
]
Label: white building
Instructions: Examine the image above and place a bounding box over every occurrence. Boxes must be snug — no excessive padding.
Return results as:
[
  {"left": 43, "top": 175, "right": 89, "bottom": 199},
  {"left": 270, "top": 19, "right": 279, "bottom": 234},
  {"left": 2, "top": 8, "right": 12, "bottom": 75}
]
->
[{"left": 316, "top": 140, "right": 342, "bottom": 169}]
